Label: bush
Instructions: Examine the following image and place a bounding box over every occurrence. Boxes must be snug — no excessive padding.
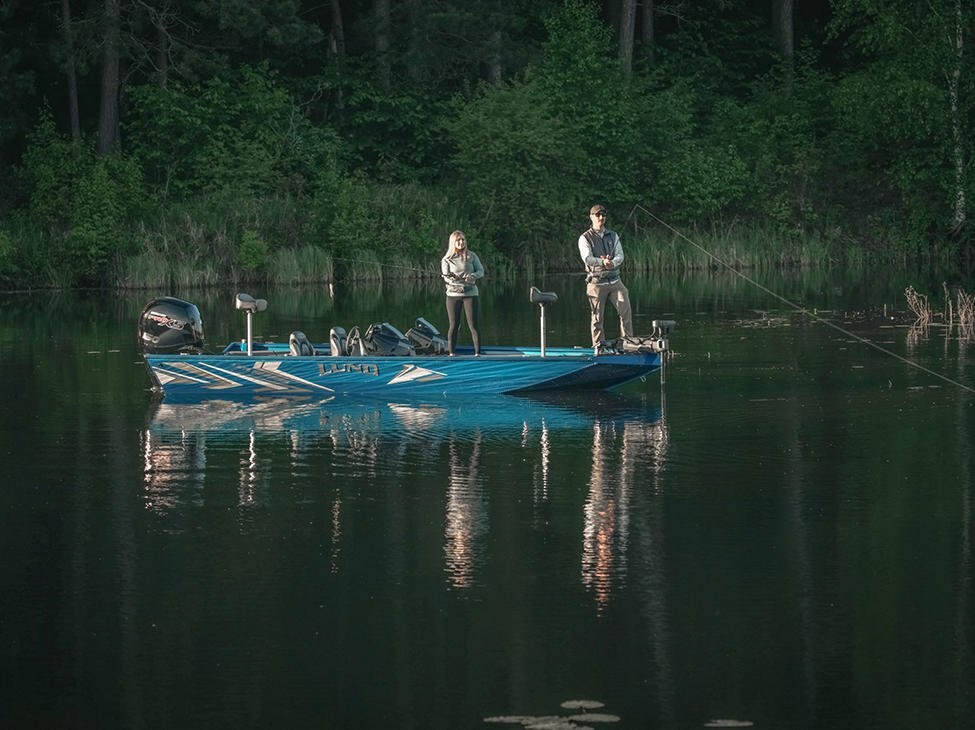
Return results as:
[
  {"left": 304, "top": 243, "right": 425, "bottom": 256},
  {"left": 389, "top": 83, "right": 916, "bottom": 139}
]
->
[
  {"left": 238, "top": 229, "right": 269, "bottom": 273},
  {"left": 656, "top": 142, "right": 748, "bottom": 220},
  {"left": 126, "top": 63, "right": 347, "bottom": 198},
  {"left": 0, "top": 227, "right": 15, "bottom": 285},
  {"left": 334, "top": 77, "right": 448, "bottom": 182},
  {"left": 18, "top": 110, "right": 145, "bottom": 285},
  {"left": 536, "top": 0, "right": 641, "bottom": 203},
  {"left": 447, "top": 77, "right": 582, "bottom": 252},
  {"left": 19, "top": 110, "right": 93, "bottom": 230},
  {"left": 309, "top": 177, "right": 486, "bottom": 266}
]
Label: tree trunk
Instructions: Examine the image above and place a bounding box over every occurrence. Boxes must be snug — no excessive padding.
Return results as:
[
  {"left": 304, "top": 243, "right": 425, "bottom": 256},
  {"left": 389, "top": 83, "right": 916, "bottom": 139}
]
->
[
  {"left": 949, "top": 0, "right": 966, "bottom": 234},
  {"left": 97, "top": 0, "right": 121, "bottom": 156},
  {"left": 771, "top": 0, "right": 794, "bottom": 60},
  {"left": 155, "top": 8, "right": 169, "bottom": 87},
  {"left": 60, "top": 0, "right": 81, "bottom": 140},
  {"left": 485, "top": 0, "right": 503, "bottom": 83},
  {"left": 329, "top": 0, "right": 345, "bottom": 108},
  {"left": 374, "top": 0, "right": 391, "bottom": 89},
  {"left": 641, "top": 0, "right": 655, "bottom": 65},
  {"left": 405, "top": 0, "right": 423, "bottom": 83},
  {"left": 618, "top": 0, "right": 637, "bottom": 74},
  {"left": 330, "top": 0, "right": 346, "bottom": 57},
  {"left": 487, "top": 29, "right": 502, "bottom": 83}
]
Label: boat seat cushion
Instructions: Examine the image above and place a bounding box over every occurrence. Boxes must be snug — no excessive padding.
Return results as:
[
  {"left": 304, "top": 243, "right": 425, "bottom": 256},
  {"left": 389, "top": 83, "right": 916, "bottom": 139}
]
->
[{"left": 289, "top": 331, "right": 316, "bottom": 356}]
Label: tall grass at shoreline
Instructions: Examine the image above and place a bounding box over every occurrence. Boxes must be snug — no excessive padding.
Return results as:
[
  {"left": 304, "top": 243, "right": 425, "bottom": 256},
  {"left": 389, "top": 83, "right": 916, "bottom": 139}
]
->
[
  {"left": 624, "top": 223, "right": 834, "bottom": 273},
  {"left": 102, "top": 220, "right": 966, "bottom": 291},
  {"left": 2, "top": 187, "right": 968, "bottom": 292},
  {"left": 111, "top": 187, "right": 523, "bottom": 289},
  {"left": 0, "top": 215, "right": 73, "bottom": 290},
  {"left": 271, "top": 246, "right": 335, "bottom": 284}
]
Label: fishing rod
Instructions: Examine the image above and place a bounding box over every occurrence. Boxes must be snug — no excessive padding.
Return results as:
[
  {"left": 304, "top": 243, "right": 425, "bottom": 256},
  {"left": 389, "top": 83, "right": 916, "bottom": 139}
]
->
[
  {"left": 629, "top": 203, "right": 975, "bottom": 395},
  {"left": 332, "top": 256, "right": 482, "bottom": 284},
  {"left": 331, "top": 256, "right": 439, "bottom": 276}
]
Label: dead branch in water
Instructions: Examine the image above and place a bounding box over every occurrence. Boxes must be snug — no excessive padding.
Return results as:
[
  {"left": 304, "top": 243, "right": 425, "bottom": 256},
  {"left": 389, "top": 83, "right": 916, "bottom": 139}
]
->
[
  {"left": 905, "top": 285, "right": 932, "bottom": 325},
  {"left": 957, "top": 287, "right": 974, "bottom": 327},
  {"left": 943, "top": 282, "right": 954, "bottom": 326},
  {"left": 907, "top": 283, "right": 974, "bottom": 341},
  {"left": 957, "top": 286, "right": 975, "bottom": 340}
]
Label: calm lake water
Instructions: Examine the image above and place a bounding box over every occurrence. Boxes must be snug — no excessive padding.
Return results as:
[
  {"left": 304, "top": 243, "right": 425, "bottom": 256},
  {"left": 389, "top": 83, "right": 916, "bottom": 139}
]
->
[{"left": 1, "top": 268, "right": 973, "bottom": 729}]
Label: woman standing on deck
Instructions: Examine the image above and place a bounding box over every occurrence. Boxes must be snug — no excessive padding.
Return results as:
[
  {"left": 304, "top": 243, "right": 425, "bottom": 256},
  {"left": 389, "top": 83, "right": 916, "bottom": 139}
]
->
[{"left": 441, "top": 230, "right": 485, "bottom": 356}]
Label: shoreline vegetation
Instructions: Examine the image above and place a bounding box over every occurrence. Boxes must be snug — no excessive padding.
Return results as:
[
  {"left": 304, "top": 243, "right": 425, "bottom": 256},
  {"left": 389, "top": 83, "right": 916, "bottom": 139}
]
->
[
  {"left": 2, "top": 188, "right": 965, "bottom": 295},
  {"left": 2, "top": 1, "right": 975, "bottom": 296}
]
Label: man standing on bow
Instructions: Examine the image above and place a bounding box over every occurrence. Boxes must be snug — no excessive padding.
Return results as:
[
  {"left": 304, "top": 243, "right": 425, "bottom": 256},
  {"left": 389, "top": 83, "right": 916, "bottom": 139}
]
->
[{"left": 578, "top": 204, "right": 633, "bottom": 353}]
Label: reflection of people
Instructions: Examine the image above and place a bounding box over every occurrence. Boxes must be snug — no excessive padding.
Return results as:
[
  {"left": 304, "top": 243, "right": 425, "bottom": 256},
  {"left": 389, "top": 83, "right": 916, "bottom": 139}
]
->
[
  {"left": 444, "top": 435, "right": 486, "bottom": 588},
  {"left": 581, "top": 412, "right": 669, "bottom": 613},
  {"left": 578, "top": 204, "right": 633, "bottom": 353},
  {"left": 441, "top": 230, "right": 485, "bottom": 356}
]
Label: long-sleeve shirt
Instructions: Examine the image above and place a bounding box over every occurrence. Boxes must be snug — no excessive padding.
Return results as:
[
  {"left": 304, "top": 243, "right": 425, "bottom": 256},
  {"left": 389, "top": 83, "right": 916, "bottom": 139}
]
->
[
  {"left": 441, "top": 252, "right": 485, "bottom": 297},
  {"left": 578, "top": 227, "right": 624, "bottom": 284}
]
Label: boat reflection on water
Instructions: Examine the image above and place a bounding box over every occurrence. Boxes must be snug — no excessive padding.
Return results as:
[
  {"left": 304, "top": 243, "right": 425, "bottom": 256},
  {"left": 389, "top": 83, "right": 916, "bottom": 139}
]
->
[
  {"left": 443, "top": 435, "right": 485, "bottom": 589},
  {"left": 582, "top": 398, "right": 670, "bottom": 613},
  {"left": 142, "top": 391, "right": 669, "bottom": 599}
]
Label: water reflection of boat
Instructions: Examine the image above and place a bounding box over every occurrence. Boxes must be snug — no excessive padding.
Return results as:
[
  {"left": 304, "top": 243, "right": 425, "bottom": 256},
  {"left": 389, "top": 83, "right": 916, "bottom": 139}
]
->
[
  {"left": 581, "top": 397, "right": 670, "bottom": 613},
  {"left": 141, "top": 392, "right": 669, "bottom": 601},
  {"left": 143, "top": 391, "right": 663, "bottom": 441}
]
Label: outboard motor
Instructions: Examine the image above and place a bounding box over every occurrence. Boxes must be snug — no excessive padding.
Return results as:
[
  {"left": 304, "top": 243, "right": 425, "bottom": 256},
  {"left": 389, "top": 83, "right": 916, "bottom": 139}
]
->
[
  {"left": 329, "top": 326, "right": 348, "bottom": 356},
  {"left": 138, "top": 297, "right": 205, "bottom": 354},
  {"left": 406, "top": 317, "right": 448, "bottom": 354},
  {"left": 362, "top": 322, "right": 413, "bottom": 356}
]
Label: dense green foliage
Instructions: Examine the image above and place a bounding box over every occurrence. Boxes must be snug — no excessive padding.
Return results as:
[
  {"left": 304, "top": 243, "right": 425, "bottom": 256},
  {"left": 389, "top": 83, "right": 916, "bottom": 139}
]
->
[{"left": 0, "top": 0, "right": 973, "bottom": 290}]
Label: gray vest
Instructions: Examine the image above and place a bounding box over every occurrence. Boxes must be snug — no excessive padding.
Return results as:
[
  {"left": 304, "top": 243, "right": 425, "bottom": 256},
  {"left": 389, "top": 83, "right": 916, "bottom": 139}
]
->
[{"left": 583, "top": 228, "right": 620, "bottom": 284}]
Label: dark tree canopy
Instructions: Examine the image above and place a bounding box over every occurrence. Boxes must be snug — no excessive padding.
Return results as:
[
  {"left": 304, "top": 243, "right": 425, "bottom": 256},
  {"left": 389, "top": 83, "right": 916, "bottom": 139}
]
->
[{"left": 1, "top": 0, "right": 973, "bottom": 288}]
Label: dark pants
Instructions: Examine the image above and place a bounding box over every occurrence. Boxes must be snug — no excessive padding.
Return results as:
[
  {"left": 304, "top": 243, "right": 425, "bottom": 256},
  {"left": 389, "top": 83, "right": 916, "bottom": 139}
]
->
[{"left": 446, "top": 296, "right": 480, "bottom": 355}]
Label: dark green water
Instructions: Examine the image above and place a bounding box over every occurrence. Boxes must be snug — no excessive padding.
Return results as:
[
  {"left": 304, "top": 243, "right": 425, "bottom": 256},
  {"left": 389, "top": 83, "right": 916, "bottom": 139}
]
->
[{"left": 1, "top": 269, "right": 973, "bottom": 729}]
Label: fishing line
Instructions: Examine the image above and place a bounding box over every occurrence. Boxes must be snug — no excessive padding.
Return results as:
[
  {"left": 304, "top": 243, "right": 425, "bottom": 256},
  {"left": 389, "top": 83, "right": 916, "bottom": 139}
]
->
[
  {"left": 629, "top": 203, "right": 975, "bottom": 395},
  {"left": 331, "top": 256, "right": 437, "bottom": 276},
  {"left": 332, "top": 256, "right": 491, "bottom": 282}
]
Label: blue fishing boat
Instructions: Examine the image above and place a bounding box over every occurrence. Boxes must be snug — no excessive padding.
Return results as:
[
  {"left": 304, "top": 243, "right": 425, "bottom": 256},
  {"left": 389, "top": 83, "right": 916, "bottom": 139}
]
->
[{"left": 138, "top": 289, "right": 674, "bottom": 401}]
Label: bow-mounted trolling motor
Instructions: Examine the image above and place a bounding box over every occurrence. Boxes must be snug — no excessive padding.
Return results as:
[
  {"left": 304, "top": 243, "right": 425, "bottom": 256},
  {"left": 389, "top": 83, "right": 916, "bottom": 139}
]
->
[
  {"left": 235, "top": 293, "right": 268, "bottom": 356},
  {"left": 137, "top": 296, "right": 206, "bottom": 354},
  {"left": 613, "top": 320, "right": 677, "bottom": 354},
  {"left": 530, "top": 286, "right": 558, "bottom": 357}
]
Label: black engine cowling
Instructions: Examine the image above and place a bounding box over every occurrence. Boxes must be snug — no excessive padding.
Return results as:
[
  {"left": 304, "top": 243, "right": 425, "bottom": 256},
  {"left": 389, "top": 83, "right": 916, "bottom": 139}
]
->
[
  {"left": 405, "top": 317, "right": 448, "bottom": 354},
  {"left": 362, "top": 322, "right": 413, "bottom": 356},
  {"left": 138, "top": 297, "right": 206, "bottom": 354}
]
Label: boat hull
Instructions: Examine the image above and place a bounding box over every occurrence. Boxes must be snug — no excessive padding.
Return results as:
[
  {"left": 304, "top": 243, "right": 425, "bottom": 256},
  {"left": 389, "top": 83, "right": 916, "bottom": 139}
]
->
[{"left": 143, "top": 345, "right": 661, "bottom": 401}]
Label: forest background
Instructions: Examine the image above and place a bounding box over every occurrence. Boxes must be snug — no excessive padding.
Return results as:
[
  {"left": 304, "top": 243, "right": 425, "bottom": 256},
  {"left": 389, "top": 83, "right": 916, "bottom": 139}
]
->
[{"left": 1, "top": 0, "right": 973, "bottom": 291}]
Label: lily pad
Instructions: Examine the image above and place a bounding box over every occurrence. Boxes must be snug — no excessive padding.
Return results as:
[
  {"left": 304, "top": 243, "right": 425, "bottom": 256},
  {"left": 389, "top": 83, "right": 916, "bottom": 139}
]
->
[
  {"left": 704, "top": 720, "right": 754, "bottom": 728},
  {"left": 525, "top": 720, "right": 582, "bottom": 730},
  {"left": 567, "top": 713, "right": 620, "bottom": 723},
  {"left": 560, "top": 700, "right": 605, "bottom": 710}
]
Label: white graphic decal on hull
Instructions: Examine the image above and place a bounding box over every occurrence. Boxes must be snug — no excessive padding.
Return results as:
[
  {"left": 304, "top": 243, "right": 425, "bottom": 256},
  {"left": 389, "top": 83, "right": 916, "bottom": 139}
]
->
[{"left": 387, "top": 364, "right": 446, "bottom": 384}]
